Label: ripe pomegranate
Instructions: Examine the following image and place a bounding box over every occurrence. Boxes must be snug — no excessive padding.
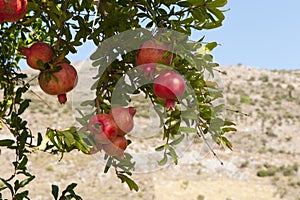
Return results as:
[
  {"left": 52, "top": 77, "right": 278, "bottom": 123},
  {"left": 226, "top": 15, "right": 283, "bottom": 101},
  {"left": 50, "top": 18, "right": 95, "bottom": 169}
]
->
[
  {"left": 153, "top": 71, "right": 186, "bottom": 109},
  {"left": 136, "top": 39, "right": 173, "bottom": 79},
  {"left": 88, "top": 114, "right": 118, "bottom": 144},
  {"left": 102, "top": 136, "right": 128, "bottom": 158},
  {"left": 109, "top": 107, "right": 136, "bottom": 136},
  {"left": 0, "top": 0, "right": 27, "bottom": 23},
  {"left": 38, "top": 63, "right": 77, "bottom": 104},
  {"left": 19, "top": 42, "right": 53, "bottom": 70}
]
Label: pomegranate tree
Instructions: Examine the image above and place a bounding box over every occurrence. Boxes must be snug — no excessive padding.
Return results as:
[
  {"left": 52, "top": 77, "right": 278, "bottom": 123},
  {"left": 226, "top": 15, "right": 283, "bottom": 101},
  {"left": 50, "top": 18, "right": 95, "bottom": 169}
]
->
[
  {"left": 153, "top": 70, "right": 186, "bottom": 109},
  {"left": 136, "top": 39, "right": 173, "bottom": 79},
  {"left": 0, "top": 0, "right": 234, "bottom": 196},
  {"left": 109, "top": 106, "right": 136, "bottom": 136},
  {"left": 0, "top": 0, "right": 27, "bottom": 23},
  {"left": 19, "top": 42, "right": 53, "bottom": 70},
  {"left": 38, "top": 63, "right": 77, "bottom": 104}
]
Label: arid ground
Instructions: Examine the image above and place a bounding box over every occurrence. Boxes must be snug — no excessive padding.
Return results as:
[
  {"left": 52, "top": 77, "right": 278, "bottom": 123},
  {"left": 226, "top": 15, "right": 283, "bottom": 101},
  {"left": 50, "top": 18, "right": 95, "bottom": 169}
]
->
[{"left": 1, "top": 65, "right": 300, "bottom": 200}]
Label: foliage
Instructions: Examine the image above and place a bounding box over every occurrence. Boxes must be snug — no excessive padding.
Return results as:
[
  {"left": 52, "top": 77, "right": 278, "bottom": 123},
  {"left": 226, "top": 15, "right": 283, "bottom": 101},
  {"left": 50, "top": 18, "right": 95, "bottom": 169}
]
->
[{"left": 0, "top": 0, "right": 235, "bottom": 198}]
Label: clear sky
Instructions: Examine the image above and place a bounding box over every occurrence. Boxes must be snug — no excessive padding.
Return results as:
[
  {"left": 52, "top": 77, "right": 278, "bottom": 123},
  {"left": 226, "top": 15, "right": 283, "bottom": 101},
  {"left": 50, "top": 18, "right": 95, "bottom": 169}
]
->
[
  {"left": 198, "top": 0, "right": 300, "bottom": 70},
  {"left": 34, "top": 1, "right": 300, "bottom": 71}
]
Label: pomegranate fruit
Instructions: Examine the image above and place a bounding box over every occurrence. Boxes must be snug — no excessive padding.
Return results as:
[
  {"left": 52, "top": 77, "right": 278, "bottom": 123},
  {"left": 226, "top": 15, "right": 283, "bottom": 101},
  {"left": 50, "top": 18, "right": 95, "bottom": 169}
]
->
[
  {"left": 19, "top": 42, "right": 53, "bottom": 70},
  {"left": 136, "top": 39, "right": 173, "bottom": 79},
  {"left": 109, "top": 107, "right": 136, "bottom": 136},
  {"left": 88, "top": 114, "right": 118, "bottom": 144},
  {"left": 0, "top": 0, "right": 27, "bottom": 23},
  {"left": 153, "top": 71, "right": 186, "bottom": 109},
  {"left": 102, "top": 136, "right": 128, "bottom": 158},
  {"left": 38, "top": 63, "right": 77, "bottom": 104}
]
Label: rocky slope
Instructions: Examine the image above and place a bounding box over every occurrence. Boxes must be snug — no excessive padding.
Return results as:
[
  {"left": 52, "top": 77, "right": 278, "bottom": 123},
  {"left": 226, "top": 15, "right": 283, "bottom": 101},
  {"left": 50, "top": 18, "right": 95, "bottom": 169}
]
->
[{"left": 0, "top": 64, "right": 300, "bottom": 200}]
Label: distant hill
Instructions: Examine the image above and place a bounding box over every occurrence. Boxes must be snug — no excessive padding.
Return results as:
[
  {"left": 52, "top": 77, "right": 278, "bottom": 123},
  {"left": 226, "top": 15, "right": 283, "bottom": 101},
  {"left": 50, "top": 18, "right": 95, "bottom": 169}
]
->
[{"left": 1, "top": 65, "right": 299, "bottom": 200}]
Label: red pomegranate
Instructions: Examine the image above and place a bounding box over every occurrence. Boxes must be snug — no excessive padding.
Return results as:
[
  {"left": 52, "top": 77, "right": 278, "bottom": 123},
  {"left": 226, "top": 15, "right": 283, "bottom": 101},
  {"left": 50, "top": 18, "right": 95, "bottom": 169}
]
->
[
  {"left": 153, "top": 71, "right": 186, "bottom": 109},
  {"left": 0, "top": 0, "right": 27, "bottom": 23},
  {"left": 136, "top": 39, "right": 173, "bottom": 79},
  {"left": 109, "top": 107, "right": 136, "bottom": 136},
  {"left": 88, "top": 114, "right": 119, "bottom": 144},
  {"left": 102, "top": 136, "right": 128, "bottom": 158},
  {"left": 38, "top": 63, "right": 78, "bottom": 104},
  {"left": 19, "top": 42, "right": 53, "bottom": 70}
]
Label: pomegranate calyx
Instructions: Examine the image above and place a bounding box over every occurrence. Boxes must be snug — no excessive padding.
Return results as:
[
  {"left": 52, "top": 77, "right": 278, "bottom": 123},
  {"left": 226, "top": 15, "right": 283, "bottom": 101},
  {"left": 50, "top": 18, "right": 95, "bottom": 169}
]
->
[
  {"left": 57, "top": 94, "right": 67, "bottom": 104},
  {"left": 128, "top": 107, "right": 136, "bottom": 117},
  {"left": 166, "top": 99, "right": 176, "bottom": 109}
]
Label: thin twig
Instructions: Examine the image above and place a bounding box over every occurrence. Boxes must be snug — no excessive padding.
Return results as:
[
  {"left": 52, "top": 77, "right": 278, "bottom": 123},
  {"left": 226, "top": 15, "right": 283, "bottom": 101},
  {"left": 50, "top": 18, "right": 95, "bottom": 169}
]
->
[
  {"left": 28, "top": 90, "right": 52, "bottom": 109},
  {"left": 226, "top": 108, "right": 249, "bottom": 117},
  {"left": 197, "top": 121, "right": 223, "bottom": 165},
  {"left": 92, "top": 0, "right": 101, "bottom": 32},
  {"left": 213, "top": 68, "right": 227, "bottom": 75}
]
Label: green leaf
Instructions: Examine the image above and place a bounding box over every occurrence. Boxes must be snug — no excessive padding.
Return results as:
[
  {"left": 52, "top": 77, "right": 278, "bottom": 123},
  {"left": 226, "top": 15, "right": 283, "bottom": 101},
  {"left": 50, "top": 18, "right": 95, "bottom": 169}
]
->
[
  {"left": 224, "top": 120, "right": 236, "bottom": 126},
  {"left": 207, "top": 7, "right": 225, "bottom": 21},
  {"left": 158, "top": 153, "right": 168, "bottom": 166},
  {"left": 206, "top": 0, "right": 227, "bottom": 7},
  {"left": 177, "top": 1, "right": 193, "bottom": 7},
  {"left": 181, "top": 111, "right": 198, "bottom": 120},
  {"left": 155, "top": 144, "right": 166, "bottom": 152},
  {"left": 17, "top": 175, "right": 35, "bottom": 189},
  {"left": 63, "top": 183, "right": 78, "bottom": 194},
  {"left": 204, "top": 42, "right": 217, "bottom": 52},
  {"left": 60, "top": 183, "right": 82, "bottom": 200},
  {"left": 17, "top": 156, "right": 28, "bottom": 170},
  {"left": 178, "top": 127, "right": 197, "bottom": 133},
  {"left": 170, "top": 134, "right": 185, "bottom": 145},
  {"left": 37, "top": 132, "right": 43, "bottom": 146},
  {"left": 117, "top": 174, "right": 139, "bottom": 191},
  {"left": 168, "top": 146, "right": 178, "bottom": 165},
  {"left": 191, "top": 9, "right": 205, "bottom": 24},
  {"left": 14, "top": 190, "right": 29, "bottom": 199},
  {"left": 62, "top": 130, "right": 76, "bottom": 147},
  {"left": 0, "top": 178, "right": 14, "bottom": 195},
  {"left": 222, "top": 127, "right": 237, "bottom": 133},
  {"left": 18, "top": 99, "right": 31, "bottom": 115},
  {"left": 219, "top": 136, "right": 233, "bottom": 150},
  {"left": 104, "top": 157, "right": 113, "bottom": 173},
  {"left": 0, "top": 139, "right": 15, "bottom": 147},
  {"left": 51, "top": 185, "right": 59, "bottom": 200},
  {"left": 187, "top": 0, "right": 205, "bottom": 6},
  {"left": 80, "top": 100, "right": 95, "bottom": 107}
]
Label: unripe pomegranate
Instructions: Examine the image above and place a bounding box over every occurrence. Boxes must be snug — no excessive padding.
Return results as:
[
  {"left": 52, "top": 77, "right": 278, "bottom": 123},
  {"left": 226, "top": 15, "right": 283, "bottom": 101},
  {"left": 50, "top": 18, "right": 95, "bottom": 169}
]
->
[
  {"left": 0, "top": 0, "right": 27, "bottom": 23},
  {"left": 109, "top": 107, "right": 136, "bottom": 136},
  {"left": 88, "top": 114, "right": 119, "bottom": 144},
  {"left": 38, "top": 63, "right": 77, "bottom": 104},
  {"left": 136, "top": 39, "right": 173, "bottom": 79},
  {"left": 153, "top": 71, "right": 186, "bottom": 109},
  {"left": 102, "top": 136, "right": 128, "bottom": 158},
  {"left": 19, "top": 42, "right": 53, "bottom": 70}
]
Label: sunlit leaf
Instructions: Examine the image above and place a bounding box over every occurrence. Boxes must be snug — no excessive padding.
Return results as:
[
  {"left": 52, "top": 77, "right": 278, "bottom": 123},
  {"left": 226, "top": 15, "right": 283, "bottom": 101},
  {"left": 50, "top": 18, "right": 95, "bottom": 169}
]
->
[{"left": 117, "top": 174, "right": 139, "bottom": 191}]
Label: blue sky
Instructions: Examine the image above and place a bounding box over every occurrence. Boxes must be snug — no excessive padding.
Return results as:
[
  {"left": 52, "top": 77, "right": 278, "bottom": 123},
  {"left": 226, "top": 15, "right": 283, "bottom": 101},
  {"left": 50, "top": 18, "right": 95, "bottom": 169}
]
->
[
  {"left": 53, "top": 1, "right": 300, "bottom": 70},
  {"left": 198, "top": 0, "right": 300, "bottom": 70}
]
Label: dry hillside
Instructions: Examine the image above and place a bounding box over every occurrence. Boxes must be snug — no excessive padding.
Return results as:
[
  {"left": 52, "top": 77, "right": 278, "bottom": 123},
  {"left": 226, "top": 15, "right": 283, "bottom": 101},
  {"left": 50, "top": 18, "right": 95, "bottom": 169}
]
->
[{"left": 0, "top": 64, "right": 300, "bottom": 200}]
